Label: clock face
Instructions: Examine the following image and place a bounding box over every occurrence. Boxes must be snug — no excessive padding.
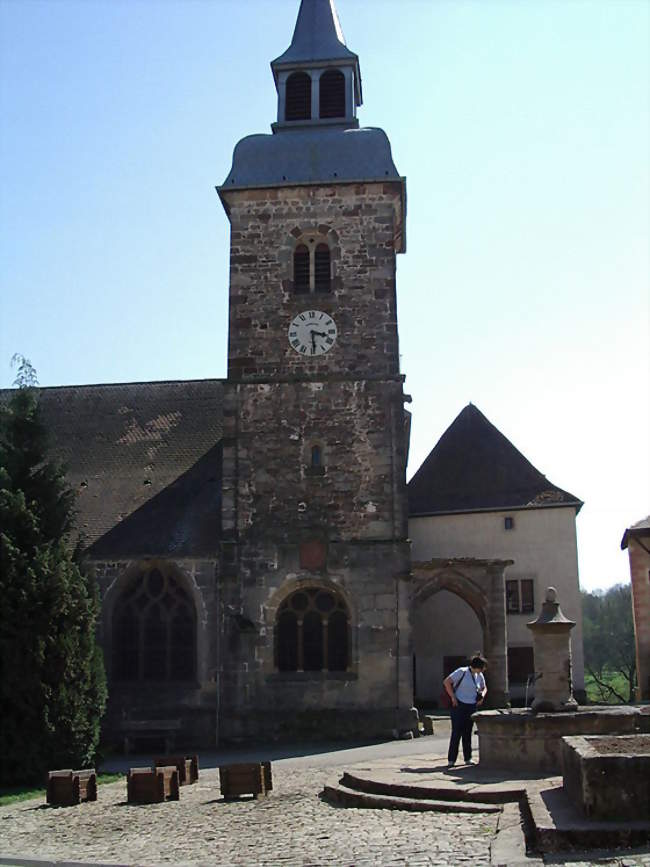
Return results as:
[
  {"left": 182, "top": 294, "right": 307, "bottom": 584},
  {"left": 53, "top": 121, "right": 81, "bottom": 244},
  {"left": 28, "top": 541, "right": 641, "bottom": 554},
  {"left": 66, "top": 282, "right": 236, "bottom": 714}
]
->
[{"left": 288, "top": 310, "right": 338, "bottom": 356}]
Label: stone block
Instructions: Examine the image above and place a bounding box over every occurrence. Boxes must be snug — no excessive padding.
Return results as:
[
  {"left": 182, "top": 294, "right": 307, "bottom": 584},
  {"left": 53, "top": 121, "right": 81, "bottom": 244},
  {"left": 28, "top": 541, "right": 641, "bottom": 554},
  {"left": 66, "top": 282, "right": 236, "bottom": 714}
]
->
[{"left": 561, "top": 734, "right": 650, "bottom": 820}]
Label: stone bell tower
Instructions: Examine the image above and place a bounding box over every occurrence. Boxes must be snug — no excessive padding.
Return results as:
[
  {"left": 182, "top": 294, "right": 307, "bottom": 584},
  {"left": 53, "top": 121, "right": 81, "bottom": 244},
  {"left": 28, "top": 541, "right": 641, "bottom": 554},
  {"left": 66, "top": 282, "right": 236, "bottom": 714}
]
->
[{"left": 216, "top": 0, "right": 414, "bottom": 740}]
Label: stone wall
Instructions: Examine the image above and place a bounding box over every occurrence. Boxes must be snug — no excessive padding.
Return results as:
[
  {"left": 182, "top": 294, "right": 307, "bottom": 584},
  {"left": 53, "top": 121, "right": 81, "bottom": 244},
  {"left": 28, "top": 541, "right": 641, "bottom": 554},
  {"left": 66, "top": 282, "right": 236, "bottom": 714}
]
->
[
  {"left": 217, "top": 180, "right": 414, "bottom": 739},
  {"left": 627, "top": 536, "right": 650, "bottom": 700},
  {"left": 222, "top": 181, "right": 403, "bottom": 383}
]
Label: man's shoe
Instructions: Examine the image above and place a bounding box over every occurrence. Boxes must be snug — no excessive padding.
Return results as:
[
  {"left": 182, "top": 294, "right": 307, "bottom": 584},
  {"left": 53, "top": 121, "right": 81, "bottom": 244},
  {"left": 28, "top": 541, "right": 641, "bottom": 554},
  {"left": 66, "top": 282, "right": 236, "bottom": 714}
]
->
[
  {"left": 447, "top": 762, "right": 456, "bottom": 769},
  {"left": 465, "top": 758, "right": 475, "bottom": 765}
]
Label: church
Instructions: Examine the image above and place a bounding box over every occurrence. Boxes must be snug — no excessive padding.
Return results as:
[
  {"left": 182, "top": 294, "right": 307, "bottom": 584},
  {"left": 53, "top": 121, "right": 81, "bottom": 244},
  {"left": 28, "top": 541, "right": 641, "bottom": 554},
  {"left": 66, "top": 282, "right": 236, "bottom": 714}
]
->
[{"left": 17, "top": 0, "right": 585, "bottom": 749}]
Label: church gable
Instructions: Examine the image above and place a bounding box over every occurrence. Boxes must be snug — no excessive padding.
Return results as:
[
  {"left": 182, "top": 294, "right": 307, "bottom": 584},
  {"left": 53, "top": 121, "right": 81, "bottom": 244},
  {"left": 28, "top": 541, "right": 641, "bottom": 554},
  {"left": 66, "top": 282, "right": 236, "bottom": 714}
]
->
[{"left": 5, "top": 379, "right": 225, "bottom": 556}]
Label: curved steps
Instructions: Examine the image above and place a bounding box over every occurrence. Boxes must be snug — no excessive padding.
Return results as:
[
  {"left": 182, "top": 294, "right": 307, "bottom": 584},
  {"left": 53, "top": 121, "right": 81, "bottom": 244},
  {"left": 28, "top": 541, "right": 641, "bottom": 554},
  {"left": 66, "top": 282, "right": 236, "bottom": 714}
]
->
[
  {"left": 321, "top": 772, "right": 506, "bottom": 814},
  {"left": 339, "top": 772, "right": 522, "bottom": 804}
]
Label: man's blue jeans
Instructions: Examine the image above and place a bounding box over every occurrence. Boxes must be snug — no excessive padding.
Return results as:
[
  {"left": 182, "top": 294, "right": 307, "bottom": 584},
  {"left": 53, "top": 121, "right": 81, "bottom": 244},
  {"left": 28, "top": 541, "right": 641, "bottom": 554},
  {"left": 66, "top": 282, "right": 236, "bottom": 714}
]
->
[{"left": 448, "top": 700, "right": 477, "bottom": 763}]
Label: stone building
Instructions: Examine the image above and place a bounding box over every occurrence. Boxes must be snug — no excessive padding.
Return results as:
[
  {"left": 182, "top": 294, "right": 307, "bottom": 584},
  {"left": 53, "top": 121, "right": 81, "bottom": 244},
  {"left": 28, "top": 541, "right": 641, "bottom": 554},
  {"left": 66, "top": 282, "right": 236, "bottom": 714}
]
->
[
  {"left": 621, "top": 517, "right": 650, "bottom": 701},
  {"left": 4, "top": 0, "right": 585, "bottom": 747}
]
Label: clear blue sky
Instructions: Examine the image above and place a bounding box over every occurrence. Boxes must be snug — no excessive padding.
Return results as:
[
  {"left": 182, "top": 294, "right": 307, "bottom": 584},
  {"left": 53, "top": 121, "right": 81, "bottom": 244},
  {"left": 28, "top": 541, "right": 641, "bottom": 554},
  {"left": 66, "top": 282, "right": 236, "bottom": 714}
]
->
[{"left": 1, "top": 0, "right": 648, "bottom": 592}]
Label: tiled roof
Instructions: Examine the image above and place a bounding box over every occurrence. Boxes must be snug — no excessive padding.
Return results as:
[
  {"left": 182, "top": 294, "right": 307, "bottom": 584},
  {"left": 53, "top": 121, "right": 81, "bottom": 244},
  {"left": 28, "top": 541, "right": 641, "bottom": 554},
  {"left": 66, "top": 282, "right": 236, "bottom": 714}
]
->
[
  {"left": 621, "top": 516, "right": 650, "bottom": 550},
  {"left": 408, "top": 403, "right": 582, "bottom": 516},
  {"left": 2, "top": 379, "right": 224, "bottom": 558}
]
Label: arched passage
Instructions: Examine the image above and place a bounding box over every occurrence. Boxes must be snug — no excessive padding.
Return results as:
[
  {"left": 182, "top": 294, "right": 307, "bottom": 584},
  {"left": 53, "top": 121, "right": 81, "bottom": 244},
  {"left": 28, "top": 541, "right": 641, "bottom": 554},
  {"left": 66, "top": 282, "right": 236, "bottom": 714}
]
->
[
  {"left": 410, "top": 558, "right": 511, "bottom": 707},
  {"left": 412, "top": 589, "right": 483, "bottom": 704}
]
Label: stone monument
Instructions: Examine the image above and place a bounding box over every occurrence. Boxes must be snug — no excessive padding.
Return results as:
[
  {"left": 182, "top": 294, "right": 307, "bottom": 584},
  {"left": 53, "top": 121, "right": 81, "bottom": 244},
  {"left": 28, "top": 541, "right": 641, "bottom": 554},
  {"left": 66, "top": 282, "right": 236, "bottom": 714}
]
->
[{"left": 527, "top": 586, "right": 578, "bottom": 712}]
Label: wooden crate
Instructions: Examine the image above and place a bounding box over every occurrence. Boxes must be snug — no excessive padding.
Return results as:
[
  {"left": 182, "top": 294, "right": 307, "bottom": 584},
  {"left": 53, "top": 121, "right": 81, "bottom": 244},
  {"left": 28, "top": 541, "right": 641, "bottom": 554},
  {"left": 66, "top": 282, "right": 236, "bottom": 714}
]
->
[
  {"left": 219, "top": 762, "right": 269, "bottom": 799},
  {"left": 154, "top": 754, "right": 199, "bottom": 785},
  {"left": 127, "top": 766, "right": 180, "bottom": 804},
  {"left": 261, "top": 760, "right": 273, "bottom": 792},
  {"left": 46, "top": 769, "right": 97, "bottom": 806}
]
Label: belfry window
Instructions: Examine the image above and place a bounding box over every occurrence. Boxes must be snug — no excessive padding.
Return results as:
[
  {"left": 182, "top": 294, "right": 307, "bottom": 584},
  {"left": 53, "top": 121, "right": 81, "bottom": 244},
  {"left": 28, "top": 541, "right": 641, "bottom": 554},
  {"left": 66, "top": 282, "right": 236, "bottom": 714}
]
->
[
  {"left": 112, "top": 567, "right": 196, "bottom": 682},
  {"left": 276, "top": 587, "right": 349, "bottom": 672},
  {"left": 292, "top": 239, "right": 332, "bottom": 294},
  {"left": 293, "top": 245, "right": 310, "bottom": 293},
  {"left": 319, "top": 69, "right": 346, "bottom": 119},
  {"left": 314, "top": 244, "right": 331, "bottom": 292},
  {"left": 285, "top": 72, "right": 311, "bottom": 121}
]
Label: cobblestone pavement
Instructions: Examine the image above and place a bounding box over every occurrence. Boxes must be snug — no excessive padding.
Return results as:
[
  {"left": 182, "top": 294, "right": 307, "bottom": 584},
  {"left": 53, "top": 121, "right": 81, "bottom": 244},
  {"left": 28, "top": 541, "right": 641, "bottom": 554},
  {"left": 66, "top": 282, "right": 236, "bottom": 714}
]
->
[
  {"left": 1, "top": 745, "right": 649, "bottom": 866},
  {"left": 0, "top": 762, "right": 498, "bottom": 866}
]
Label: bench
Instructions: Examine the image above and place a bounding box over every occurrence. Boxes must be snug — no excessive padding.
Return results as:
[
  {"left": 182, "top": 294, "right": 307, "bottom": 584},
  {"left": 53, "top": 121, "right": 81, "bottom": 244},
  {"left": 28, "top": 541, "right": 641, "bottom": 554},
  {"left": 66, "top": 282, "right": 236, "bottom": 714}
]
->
[
  {"left": 46, "top": 769, "right": 97, "bottom": 806},
  {"left": 127, "top": 766, "right": 180, "bottom": 804},
  {"left": 219, "top": 761, "right": 272, "bottom": 800},
  {"left": 119, "top": 719, "right": 182, "bottom": 754},
  {"left": 154, "top": 754, "right": 199, "bottom": 785}
]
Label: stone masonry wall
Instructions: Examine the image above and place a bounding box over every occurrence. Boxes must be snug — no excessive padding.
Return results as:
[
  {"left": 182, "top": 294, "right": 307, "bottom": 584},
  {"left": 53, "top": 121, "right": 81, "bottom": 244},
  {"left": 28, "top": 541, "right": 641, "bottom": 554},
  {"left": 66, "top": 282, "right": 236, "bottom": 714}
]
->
[
  {"left": 222, "top": 182, "right": 403, "bottom": 382},
  {"left": 628, "top": 537, "right": 650, "bottom": 700},
  {"left": 217, "top": 180, "right": 414, "bottom": 739}
]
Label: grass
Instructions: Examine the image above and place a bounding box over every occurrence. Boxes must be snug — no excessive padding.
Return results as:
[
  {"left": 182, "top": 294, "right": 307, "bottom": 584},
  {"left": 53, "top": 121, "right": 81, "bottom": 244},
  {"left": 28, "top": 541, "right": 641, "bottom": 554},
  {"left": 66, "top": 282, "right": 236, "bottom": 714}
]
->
[
  {"left": 584, "top": 669, "right": 634, "bottom": 705},
  {"left": 0, "top": 773, "right": 123, "bottom": 807}
]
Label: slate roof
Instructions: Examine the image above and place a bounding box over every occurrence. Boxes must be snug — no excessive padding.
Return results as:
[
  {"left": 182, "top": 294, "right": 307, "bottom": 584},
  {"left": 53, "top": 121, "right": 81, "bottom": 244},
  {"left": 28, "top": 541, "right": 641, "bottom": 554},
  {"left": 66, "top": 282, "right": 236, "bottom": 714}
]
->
[
  {"left": 408, "top": 404, "right": 582, "bottom": 517},
  {"left": 220, "top": 127, "right": 402, "bottom": 191},
  {"left": 271, "top": 0, "right": 358, "bottom": 69},
  {"left": 2, "top": 379, "right": 224, "bottom": 559},
  {"left": 621, "top": 516, "right": 650, "bottom": 550}
]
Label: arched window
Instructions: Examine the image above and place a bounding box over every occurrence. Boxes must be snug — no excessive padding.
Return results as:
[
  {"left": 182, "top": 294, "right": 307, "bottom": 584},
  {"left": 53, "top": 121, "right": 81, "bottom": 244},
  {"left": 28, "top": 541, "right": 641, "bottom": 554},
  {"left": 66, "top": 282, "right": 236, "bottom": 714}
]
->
[
  {"left": 286, "top": 72, "right": 311, "bottom": 121},
  {"left": 292, "top": 238, "right": 332, "bottom": 294},
  {"left": 314, "top": 244, "right": 331, "bottom": 292},
  {"left": 311, "top": 444, "right": 322, "bottom": 468},
  {"left": 275, "top": 587, "right": 349, "bottom": 672},
  {"left": 112, "top": 567, "right": 196, "bottom": 682},
  {"left": 319, "top": 69, "right": 346, "bottom": 119},
  {"left": 293, "top": 244, "right": 310, "bottom": 294}
]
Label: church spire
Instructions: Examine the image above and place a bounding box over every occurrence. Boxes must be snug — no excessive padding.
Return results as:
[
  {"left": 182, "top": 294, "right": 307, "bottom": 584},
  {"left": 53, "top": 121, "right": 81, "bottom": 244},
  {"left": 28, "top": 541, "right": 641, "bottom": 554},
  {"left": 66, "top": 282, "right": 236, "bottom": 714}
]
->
[{"left": 271, "top": 0, "right": 362, "bottom": 130}]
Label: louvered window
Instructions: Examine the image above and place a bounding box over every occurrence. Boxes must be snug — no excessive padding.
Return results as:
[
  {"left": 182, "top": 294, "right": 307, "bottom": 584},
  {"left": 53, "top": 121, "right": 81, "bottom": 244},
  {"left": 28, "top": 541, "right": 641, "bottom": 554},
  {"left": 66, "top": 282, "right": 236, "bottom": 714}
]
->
[
  {"left": 286, "top": 72, "right": 311, "bottom": 121},
  {"left": 314, "top": 244, "right": 331, "bottom": 292},
  {"left": 319, "top": 69, "right": 346, "bottom": 119},
  {"left": 276, "top": 587, "right": 349, "bottom": 672},
  {"left": 293, "top": 245, "right": 310, "bottom": 293}
]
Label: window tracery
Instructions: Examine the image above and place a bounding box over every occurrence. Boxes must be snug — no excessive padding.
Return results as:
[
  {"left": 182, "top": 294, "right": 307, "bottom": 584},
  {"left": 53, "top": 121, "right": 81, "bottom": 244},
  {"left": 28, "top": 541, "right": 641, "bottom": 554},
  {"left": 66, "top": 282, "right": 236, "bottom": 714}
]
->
[
  {"left": 112, "top": 567, "right": 196, "bottom": 682},
  {"left": 276, "top": 587, "right": 349, "bottom": 672}
]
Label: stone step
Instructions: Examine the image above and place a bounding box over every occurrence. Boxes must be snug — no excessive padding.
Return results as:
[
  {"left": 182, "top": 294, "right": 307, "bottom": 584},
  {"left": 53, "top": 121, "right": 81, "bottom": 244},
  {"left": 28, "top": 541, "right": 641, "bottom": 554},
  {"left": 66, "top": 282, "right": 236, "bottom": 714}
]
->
[
  {"left": 339, "top": 771, "right": 524, "bottom": 804},
  {"left": 321, "top": 784, "right": 502, "bottom": 814}
]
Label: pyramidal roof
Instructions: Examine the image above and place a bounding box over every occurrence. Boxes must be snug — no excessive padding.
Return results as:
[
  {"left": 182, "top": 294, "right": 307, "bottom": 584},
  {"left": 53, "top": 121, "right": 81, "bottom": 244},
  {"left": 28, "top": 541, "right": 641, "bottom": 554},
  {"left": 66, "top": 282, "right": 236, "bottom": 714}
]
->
[
  {"left": 408, "top": 404, "right": 582, "bottom": 516},
  {"left": 272, "top": 0, "right": 358, "bottom": 67}
]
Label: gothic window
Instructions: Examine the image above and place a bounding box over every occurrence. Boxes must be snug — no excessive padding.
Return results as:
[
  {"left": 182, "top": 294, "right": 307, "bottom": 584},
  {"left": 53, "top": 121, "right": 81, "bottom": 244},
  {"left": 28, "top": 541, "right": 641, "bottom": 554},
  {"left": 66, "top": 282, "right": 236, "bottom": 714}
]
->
[
  {"left": 319, "top": 69, "right": 346, "bottom": 119},
  {"left": 293, "top": 245, "right": 310, "bottom": 293},
  {"left": 275, "top": 587, "right": 349, "bottom": 672},
  {"left": 292, "top": 238, "right": 332, "bottom": 294},
  {"left": 112, "top": 567, "right": 196, "bottom": 682},
  {"left": 286, "top": 72, "right": 311, "bottom": 121}
]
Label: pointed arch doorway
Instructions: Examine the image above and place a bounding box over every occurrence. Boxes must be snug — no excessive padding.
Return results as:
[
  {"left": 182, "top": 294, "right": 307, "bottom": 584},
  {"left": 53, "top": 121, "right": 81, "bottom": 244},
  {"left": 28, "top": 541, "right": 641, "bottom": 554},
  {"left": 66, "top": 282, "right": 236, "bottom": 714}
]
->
[{"left": 410, "top": 558, "right": 512, "bottom": 708}]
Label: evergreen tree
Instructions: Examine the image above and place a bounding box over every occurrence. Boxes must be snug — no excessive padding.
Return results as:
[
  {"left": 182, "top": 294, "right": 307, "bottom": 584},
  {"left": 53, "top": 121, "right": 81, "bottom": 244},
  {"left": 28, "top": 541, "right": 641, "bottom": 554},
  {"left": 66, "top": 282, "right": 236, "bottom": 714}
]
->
[{"left": 0, "top": 360, "right": 107, "bottom": 784}]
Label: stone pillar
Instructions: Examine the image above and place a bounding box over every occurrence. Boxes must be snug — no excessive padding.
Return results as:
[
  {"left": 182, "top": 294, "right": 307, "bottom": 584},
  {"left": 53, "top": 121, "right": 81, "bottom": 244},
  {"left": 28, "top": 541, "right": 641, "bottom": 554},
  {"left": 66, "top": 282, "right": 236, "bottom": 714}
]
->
[
  {"left": 485, "top": 564, "right": 509, "bottom": 707},
  {"left": 527, "top": 586, "right": 578, "bottom": 712}
]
